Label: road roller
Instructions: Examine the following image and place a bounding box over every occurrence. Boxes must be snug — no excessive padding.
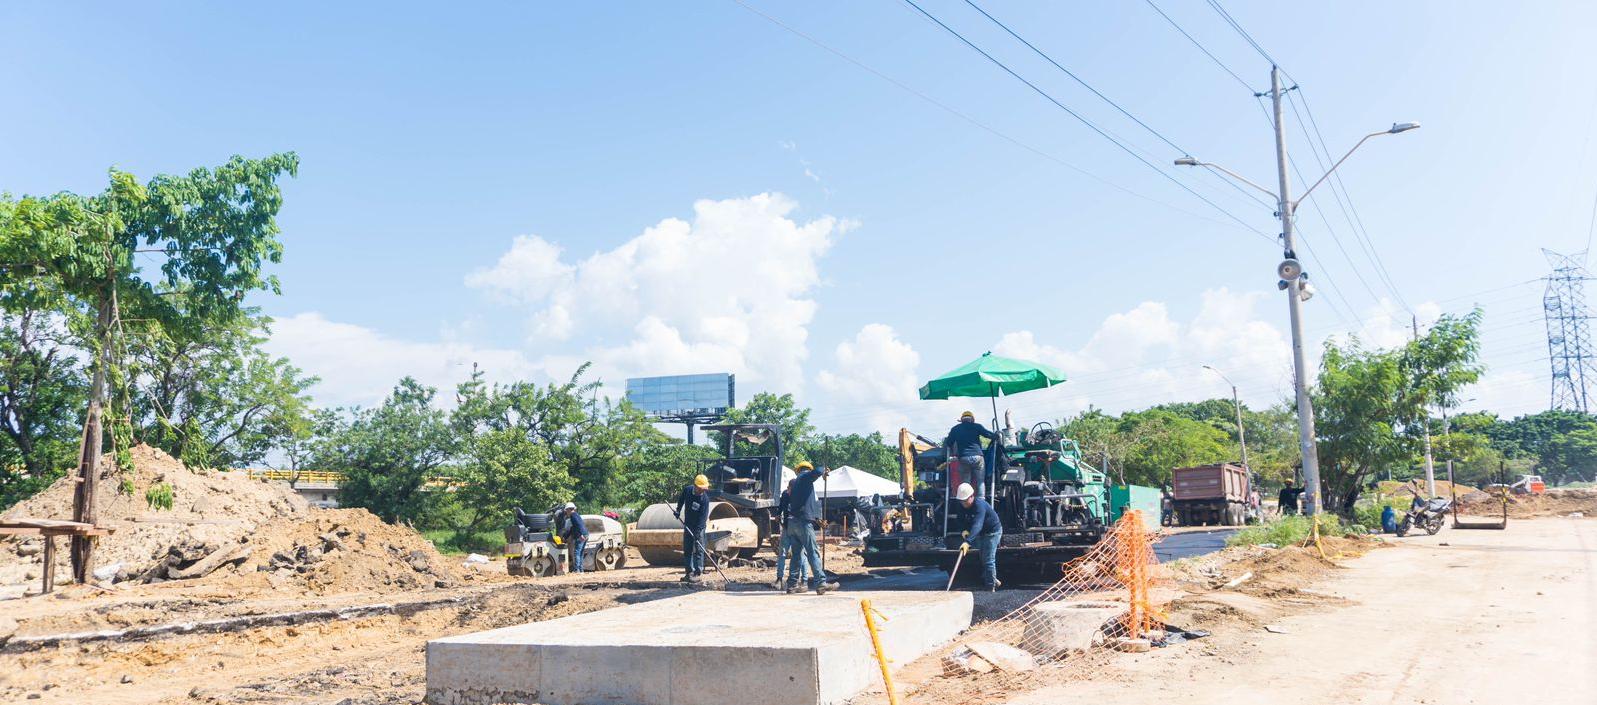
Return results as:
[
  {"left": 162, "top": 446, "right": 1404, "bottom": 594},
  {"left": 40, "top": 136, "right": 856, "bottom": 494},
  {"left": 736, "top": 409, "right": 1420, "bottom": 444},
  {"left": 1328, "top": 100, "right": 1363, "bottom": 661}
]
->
[{"left": 628, "top": 423, "right": 786, "bottom": 566}]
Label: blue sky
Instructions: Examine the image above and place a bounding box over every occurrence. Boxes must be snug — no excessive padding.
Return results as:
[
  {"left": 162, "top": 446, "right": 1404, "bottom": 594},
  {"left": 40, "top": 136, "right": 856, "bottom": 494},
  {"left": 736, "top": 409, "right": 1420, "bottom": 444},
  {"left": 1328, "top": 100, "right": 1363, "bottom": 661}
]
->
[{"left": 3, "top": 1, "right": 1593, "bottom": 435}]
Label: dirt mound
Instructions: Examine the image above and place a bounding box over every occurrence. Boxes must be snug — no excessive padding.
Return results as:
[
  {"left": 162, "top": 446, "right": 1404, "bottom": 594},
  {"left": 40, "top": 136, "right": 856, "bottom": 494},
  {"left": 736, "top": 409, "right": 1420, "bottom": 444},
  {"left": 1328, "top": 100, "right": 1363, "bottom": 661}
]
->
[
  {"left": 228, "top": 509, "right": 462, "bottom": 594},
  {"left": 1, "top": 444, "right": 306, "bottom": 586},
  {"left": 1459, "top": 487, "right": 1597, "bottom": 518}
]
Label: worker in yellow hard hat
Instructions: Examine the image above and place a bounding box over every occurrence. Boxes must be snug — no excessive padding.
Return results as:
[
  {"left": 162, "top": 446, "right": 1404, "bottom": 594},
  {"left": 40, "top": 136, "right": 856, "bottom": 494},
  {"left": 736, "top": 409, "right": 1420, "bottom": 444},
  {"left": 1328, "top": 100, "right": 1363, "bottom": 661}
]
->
[
  {"left": 783, "top": 460, "right": 837, "bottom": 594},
  {"left": 946, "top": 410, "right": 998, "bottom": 500},
  {"left": 675, "top": 474, "right": 713, "bottom": 582}
]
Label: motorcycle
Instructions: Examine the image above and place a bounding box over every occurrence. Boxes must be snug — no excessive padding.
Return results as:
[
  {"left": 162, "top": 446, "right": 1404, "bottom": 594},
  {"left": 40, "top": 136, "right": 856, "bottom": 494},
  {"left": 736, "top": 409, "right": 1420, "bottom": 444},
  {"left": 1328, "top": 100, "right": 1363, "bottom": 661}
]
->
[{"left": 1396, "top": 496, "right": 1452, "bottom": 537}]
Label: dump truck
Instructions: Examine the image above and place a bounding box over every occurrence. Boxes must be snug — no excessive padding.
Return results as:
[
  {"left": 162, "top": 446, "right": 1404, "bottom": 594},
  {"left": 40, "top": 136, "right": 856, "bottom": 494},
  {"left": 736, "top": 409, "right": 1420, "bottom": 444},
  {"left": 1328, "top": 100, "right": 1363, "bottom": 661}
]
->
[
  {"left": 1170, "top": 463, "right": 1251, "bottom": 526},
  {"left": 627, "top": 423, "right": 781, "bottom": 566},
  {"left": 863, "top": 422, "right": 1161, "bottom": 583}
]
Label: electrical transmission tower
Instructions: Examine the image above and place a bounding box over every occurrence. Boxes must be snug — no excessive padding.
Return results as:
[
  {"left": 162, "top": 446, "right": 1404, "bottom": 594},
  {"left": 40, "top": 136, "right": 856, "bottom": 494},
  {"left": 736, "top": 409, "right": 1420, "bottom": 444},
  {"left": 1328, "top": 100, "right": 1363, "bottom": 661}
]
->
[{"left": 1543, "top": 249, "right": 1597, "bottom": 412}]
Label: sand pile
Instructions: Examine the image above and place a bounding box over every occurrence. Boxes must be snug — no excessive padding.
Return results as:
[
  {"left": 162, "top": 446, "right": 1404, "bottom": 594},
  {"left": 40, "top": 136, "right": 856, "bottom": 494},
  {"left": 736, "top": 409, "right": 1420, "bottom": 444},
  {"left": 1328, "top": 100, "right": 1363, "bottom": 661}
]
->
[
  {"left": 1, "top": 444, "right": 306, "bottom": 586},
  {"left": 1461, "top": 487, "right": 1597, "bottom": 518},
  {"left": 226, "top": 509, "right": 461, "bottom": 594},
  {"left": 2, "top": 445, "right": 460, "bottom": 596}
]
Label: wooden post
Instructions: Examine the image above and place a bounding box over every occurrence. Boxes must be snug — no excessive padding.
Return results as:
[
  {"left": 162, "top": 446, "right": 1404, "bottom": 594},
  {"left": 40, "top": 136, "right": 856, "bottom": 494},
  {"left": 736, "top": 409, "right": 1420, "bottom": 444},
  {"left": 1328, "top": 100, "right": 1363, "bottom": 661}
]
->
[
  {"left": 71, "top": 296, "right": 113, "bottom": 584},
  {"left": 41, "top": 535, "right": 56, "bottom": 594}
]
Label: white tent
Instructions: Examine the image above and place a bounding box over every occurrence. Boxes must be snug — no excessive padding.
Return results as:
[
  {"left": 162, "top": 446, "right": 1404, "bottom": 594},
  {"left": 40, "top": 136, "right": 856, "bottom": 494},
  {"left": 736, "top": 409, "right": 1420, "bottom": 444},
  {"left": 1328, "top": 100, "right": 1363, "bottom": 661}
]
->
[{"left": 817, "top": 466, "right": 903, "bottom": 501}]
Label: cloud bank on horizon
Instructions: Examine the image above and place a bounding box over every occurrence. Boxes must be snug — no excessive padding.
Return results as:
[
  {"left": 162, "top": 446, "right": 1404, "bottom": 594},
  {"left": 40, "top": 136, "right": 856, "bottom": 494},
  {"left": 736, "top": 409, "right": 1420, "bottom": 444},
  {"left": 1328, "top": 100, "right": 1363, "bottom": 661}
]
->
[{"left": 268, "top": 193, "right": 1544, "bottom": 435}]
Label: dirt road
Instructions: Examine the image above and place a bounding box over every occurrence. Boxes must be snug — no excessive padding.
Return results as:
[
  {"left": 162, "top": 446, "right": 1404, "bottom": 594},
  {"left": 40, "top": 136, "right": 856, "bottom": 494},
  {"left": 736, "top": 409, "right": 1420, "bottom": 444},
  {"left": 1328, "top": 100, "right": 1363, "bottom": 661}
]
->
[{"left": 1008, "top": 517, "right": 1596, "bottom": 705}]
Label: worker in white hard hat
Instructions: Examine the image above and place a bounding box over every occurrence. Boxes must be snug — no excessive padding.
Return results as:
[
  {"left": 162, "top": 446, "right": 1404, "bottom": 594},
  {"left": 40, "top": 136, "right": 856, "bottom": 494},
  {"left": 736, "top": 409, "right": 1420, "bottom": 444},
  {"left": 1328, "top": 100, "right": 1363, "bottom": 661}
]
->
[
  {"left": 559, "top": 502, "right": 589, "bottom": 574},
  {"left": 955, "top": 482, "right": 1003, "bottom": 591},
  {"left": 945, "top": 411, "right": 998, "bottom": 499}
]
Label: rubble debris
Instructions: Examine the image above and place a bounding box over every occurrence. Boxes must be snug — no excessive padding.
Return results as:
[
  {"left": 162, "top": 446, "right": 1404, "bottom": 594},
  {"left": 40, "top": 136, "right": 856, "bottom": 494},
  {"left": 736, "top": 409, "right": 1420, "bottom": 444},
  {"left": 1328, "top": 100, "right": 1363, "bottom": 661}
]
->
[{"left": 965, "top": 641, "right": 1037, "bottom": 672}]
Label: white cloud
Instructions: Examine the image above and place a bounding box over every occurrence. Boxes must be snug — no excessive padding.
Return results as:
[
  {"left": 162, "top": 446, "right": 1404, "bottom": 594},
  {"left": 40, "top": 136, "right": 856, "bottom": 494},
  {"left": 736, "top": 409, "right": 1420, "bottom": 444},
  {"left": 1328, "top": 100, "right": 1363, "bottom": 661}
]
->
[
  {"left": 991, "top": 288, "right": 1295, "bottom": 419},
  {"left": 265, "top": 312, "right": 542, "bottom": 409},
  {"left": 817, "top": 324, "right": 922, "bottom": 436},
  {"left": 467, "top": 193, "right": 847, "bottom": 392}
]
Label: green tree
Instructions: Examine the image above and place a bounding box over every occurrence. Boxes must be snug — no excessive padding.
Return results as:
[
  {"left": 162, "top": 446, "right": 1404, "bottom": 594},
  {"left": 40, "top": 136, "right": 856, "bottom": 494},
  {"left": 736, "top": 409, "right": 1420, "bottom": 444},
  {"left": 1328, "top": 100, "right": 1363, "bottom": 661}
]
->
[
  {"left": 1313, "top": 311, "right": 1483, "bottom": 510},
  {"left": 0, "top": 307, "right": 85, "bottom": 486},
  {"left": 318, "top": 378, "right": 456, "bottom": 524},
  {"left": 614, "top": 441, "right": 718, "bottom": 509},
  {"left": 717, "top": 392, "right": 815, "bottom": 461},
  {"left": 125, "top": 314, "right": 315, "bottom": 469},
  {"left": 1114, "top": 409, "right": 1232, "bottom": 487},
  {"left": 449, "top": 428, "right": 573, "bottom": 545},
  {"left": 806, "top": 432, "right": 899, "bottom": 479}
]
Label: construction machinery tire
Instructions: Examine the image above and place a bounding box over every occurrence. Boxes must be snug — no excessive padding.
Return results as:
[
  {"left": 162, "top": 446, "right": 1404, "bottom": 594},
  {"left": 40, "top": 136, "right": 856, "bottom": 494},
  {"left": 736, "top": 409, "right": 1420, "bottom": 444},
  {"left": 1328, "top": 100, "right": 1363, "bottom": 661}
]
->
[
  {"left": 527, "top": 555, "right": 557, "bottom": 578},
  {"left": 595, "top": 547, "right": 622, "bottom": 571}
]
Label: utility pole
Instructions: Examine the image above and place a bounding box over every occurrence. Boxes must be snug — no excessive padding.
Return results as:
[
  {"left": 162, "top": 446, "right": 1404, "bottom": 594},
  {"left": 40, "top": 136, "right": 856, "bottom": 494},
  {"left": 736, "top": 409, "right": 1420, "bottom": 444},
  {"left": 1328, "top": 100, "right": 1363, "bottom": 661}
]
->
[
  {"left": 1202, "top": 365, "right": 1249, "bottom": 470},
  {"left": 1229, "top": 383, "right": 1249, "bottom": 470},
  {"left": 1414, "top": 315, "right": 1436, "bottom": 497},
  {"left": 1179, "top": 72, "right": 1418, "bottom": 515},
  {"left": 1270, "top": 66, "right": 1324, "bottom": 515}
]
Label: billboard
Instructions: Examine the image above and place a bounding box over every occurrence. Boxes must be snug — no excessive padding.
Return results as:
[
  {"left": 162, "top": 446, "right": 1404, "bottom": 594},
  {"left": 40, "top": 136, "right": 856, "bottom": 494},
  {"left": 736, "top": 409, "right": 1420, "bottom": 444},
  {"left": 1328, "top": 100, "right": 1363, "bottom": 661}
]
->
[{"left": 625, "top": 373, "right": 735, "bottom": 418}]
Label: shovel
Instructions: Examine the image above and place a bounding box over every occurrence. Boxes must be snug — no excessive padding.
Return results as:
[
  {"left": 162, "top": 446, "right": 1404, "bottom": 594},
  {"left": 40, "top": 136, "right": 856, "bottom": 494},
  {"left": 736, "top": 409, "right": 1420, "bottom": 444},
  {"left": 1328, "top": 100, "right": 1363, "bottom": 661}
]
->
[{"left": 945, "top": 542, "right": 970, "bottom": 591}]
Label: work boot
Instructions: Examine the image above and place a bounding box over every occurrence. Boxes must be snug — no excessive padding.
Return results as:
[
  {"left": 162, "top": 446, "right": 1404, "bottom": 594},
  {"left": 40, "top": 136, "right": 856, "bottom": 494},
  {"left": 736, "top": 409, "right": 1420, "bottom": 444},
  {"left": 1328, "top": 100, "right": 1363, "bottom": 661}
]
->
[
  {"left": 686, "top": 573, "right": 702, "bottom": 584},
  {"left": 815, "top": 581, "right": 838, "bottom": 595},
  {"left": 785, "top": 584, "right": 805, "bottom": 594},
  {"left": 679, "top": 574, "right": 693, "bottom": 582}
]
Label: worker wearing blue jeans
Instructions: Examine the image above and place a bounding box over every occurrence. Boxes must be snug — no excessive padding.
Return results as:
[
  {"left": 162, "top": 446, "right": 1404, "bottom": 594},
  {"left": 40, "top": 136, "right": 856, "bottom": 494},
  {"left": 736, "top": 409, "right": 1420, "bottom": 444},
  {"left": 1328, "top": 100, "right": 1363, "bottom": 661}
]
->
[
  {"left": 784, "top": 462, "right": 835, "bottom": 594},
  {"left": 773, "top": 483, "right": 809, "bottom": 588},
  {"left": 957, "top": 482, "right": 1003, "bottom": 591}
]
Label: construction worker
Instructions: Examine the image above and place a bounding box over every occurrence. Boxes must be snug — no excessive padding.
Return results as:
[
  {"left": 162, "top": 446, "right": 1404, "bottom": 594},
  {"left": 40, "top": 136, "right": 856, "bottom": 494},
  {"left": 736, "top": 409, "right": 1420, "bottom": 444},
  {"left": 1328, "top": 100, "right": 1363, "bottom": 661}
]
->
[
  {"left": 1278, "top": 480, "right": 1304, "bottom": 516},
  {"left": 956, "top": 482, "right": 1003, "bottom": 591},
  {"left": 773, "top": 479, "right": 807, "bottom": 589},
  {"left": 559, "top": 502, "right": 589, "bottom": 574},
  {"left": 675, "top": 474, "right": 711, "bottom": 582},
  {"left": 785, "top": 461, "right": 837, "bottom": 594},
  {"left": 945, "top": 411, "right": 998, "bottom": 498}
]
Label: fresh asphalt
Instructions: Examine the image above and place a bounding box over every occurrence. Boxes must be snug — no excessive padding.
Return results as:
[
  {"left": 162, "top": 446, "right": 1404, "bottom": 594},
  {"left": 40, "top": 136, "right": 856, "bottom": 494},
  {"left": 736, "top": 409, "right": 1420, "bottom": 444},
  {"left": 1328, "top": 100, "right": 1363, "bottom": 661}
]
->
[{"left": 838, "top": 528, "right": 1239, "bottom": 591}]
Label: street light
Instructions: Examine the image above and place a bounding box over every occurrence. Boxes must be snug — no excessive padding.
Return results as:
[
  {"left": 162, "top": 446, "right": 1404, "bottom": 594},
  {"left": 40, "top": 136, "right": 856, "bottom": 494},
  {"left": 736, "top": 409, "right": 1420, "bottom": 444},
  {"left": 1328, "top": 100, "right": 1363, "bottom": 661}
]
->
[
  {"left": 1202, "top": 365, "right": 1249, "bottom": 471},
  {"left": 1173, "top": 67, "right": 1420, "bottom": 515}
]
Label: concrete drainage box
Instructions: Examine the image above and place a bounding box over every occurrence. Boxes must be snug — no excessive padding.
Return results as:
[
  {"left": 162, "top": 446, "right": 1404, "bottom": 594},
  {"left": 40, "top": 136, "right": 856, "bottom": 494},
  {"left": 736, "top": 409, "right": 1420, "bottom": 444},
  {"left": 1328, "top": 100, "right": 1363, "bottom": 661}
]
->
[{"left": 426, "top": 590, "right": 973, "bottom": 705}]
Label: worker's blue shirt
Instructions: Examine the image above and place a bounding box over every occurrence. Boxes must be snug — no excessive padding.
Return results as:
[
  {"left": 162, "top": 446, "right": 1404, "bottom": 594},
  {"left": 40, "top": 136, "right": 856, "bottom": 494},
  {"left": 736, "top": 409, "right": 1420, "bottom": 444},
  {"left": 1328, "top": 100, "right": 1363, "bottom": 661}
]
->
[
  {"left": 964, "top": 497, "right": 1002, "bottom": 537},
  {"left": 676, "top": 487, "right": 711, "bottom": 529},
  {"left": 945, "top": 420, "right": 998, "bottom": 458},
  {"left": 787, "top": 468, "right": 825, "bottom": 523},
  {"left": 562, "top": 512, "right": 589, "bottom": 540}
]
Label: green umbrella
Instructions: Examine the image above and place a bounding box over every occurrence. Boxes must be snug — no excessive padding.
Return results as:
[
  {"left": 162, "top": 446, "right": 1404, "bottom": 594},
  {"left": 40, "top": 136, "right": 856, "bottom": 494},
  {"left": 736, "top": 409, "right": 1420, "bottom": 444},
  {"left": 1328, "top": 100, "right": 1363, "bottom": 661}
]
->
[
  {"left": 918, "top": 352, "right": 1067, "bottom": 401},
  {"left": 920, "top": 352, "right": 1066, "bottom": 531}
]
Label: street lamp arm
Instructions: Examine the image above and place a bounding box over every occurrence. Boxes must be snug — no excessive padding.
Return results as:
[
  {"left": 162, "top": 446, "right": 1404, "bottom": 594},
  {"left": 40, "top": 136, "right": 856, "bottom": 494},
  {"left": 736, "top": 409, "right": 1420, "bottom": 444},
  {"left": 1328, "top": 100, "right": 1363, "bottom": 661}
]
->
[
  {"left": 1175, "top": 159, "right": 1278, "bottom": 200},
  {"left": 1293, "top": 131, "right": 1383, "bottom": 206}
]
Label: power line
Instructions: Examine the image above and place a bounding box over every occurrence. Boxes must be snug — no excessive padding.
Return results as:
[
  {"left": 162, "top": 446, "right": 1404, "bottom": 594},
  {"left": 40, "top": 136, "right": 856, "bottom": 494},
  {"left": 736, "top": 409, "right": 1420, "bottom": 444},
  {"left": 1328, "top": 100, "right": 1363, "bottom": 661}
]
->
[
  {"left": 962, "top": 0, "right": 1187, "bottom": 155},
  {"left": 895, "top": 0, "right": 1275, "bottom": 243},
  {"left": 960, "top": 0, "right": 1275, "bottom": 218},
  {"left": 1203, "top": 0, "right": 1277, "bottom": 67},
  {"left": 1139, "top": 0, "right": 1256, "bottom": 93},
  {"left": 728, "top": 0, "right": 1270, "bottom": 234}
]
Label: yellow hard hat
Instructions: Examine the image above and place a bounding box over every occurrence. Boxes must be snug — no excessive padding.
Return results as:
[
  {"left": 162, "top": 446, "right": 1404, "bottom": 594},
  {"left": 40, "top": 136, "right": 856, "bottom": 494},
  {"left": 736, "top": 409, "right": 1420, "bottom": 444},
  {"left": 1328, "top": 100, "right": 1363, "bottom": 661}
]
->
[
  {"left": 796, "top": 461, "right": 814, "bottom": 471},
  {"left": 693, "top": 474, "right": 710, "bottom": 489},
  {"left": 960, "top": 410, "right": 975, "bottom": 420}
]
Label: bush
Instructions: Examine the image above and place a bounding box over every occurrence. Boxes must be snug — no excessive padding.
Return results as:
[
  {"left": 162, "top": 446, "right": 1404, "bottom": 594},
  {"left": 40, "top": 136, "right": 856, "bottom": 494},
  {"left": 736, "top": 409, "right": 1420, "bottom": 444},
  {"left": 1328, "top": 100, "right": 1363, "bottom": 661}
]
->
[
  {"left": 1227, "top": 513, "right": 1343, "bottom": 547},
  {"left": 1352, "top": 493, "right": 1418, "bottom": 531},
  {"left": 145, "top": 482, "right": 174, "bottom": 511}
]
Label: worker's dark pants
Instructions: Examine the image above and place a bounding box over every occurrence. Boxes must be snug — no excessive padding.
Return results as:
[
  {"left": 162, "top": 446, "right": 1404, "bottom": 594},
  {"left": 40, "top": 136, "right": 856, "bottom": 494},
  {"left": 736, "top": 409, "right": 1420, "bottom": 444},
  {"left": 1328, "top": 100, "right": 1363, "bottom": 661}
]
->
[
  {"left": 682, "top": 529, "right": 705, "bottom": 576},
  {"left": 975, "top": 529, "right": 1002, "bottom": 587},
  {"left": 569, "top": 538, "right": 587, "bottom": 573},
  {"left": 960, "top": 455, "right": 986, "bottom": 498}
]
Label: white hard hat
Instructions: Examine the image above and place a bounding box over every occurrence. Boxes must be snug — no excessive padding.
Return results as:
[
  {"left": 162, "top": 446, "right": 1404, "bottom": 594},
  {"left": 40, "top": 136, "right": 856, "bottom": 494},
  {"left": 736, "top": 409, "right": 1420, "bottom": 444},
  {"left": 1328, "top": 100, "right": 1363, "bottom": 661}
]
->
[
  {"left": 955, "top": 483, "right": 975, "bottom": 502},
  {"left": 564, "top": 502, "right": 577, "bottom": 511}
]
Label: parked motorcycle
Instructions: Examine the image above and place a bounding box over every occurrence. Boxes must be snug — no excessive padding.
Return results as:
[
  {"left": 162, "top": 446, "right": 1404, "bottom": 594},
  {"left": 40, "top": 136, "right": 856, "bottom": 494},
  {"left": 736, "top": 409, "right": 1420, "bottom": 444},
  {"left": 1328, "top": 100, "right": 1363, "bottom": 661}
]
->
[{"left": 1396, "top": 496, "right": 1452, "bottom": 537}]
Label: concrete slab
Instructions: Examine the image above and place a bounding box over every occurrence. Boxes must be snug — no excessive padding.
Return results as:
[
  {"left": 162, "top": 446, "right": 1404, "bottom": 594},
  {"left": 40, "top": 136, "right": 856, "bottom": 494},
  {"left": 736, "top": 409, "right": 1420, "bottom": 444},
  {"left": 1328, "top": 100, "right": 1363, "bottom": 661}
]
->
[{"left": 426, "top": 590, "right": 973, "bottom": 705}]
